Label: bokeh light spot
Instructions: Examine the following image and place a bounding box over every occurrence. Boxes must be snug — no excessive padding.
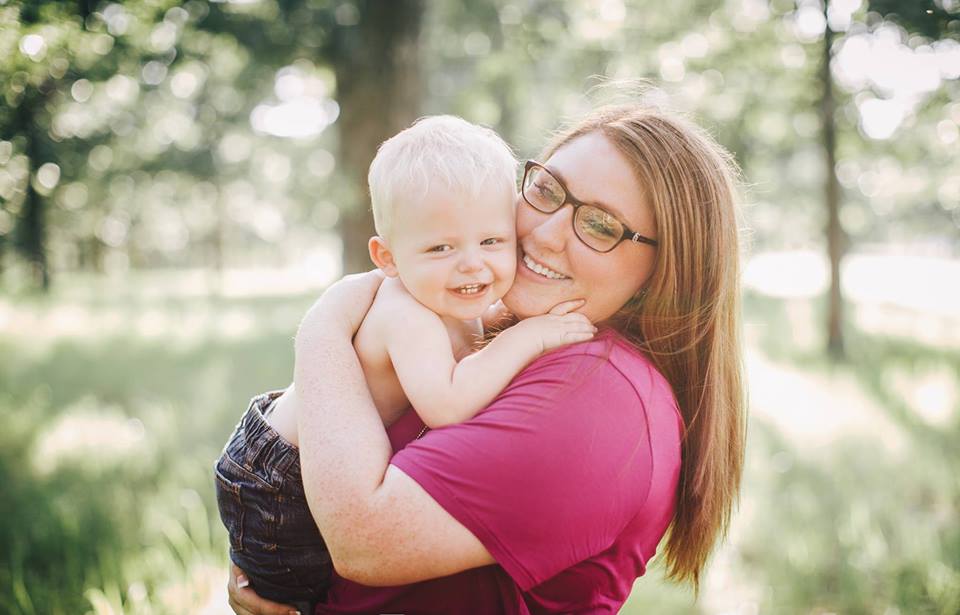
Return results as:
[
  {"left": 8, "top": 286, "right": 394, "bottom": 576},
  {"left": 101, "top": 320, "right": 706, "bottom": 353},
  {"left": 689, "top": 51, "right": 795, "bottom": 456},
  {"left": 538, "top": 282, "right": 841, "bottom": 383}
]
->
[
  {"left": 19, "top": 34, "right": 47, "bottom": 59},
  {"left": 464, "top": 31, "right": 491, "bottom": 56},
  {"left": 142, "top": 61, "right": 169, "bottom": 86},
  {"left": 71, "top": 79, "right": 94, "bottom": 103},
  {"left": 858, "top": 98, "right": 905, "bottom": 140},
  {"left": 36, "top": 162, "right": 61, "bottom": 191}
]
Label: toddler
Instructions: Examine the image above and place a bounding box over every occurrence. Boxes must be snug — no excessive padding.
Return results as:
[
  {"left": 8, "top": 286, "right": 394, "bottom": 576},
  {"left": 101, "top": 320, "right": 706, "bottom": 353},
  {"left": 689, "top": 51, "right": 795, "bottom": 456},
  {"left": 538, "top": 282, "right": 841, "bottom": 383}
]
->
[{"left": 214, "top": 116, "right": 595, "bottom": 611}]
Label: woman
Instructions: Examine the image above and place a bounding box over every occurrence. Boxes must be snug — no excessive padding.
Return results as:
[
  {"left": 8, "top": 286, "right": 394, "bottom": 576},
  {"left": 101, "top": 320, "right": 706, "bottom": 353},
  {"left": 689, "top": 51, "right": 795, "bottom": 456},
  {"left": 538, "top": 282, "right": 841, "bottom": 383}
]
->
[{"left": 228, "top": 103, "right": 746, "bottom": 614}]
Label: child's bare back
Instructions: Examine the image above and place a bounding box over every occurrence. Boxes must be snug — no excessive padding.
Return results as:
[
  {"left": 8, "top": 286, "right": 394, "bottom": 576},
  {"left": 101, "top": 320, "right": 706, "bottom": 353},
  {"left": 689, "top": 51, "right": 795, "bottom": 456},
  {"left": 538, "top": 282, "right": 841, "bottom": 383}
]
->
[{"left": 353, "top": 276, "right": 482, "bottom": 427}]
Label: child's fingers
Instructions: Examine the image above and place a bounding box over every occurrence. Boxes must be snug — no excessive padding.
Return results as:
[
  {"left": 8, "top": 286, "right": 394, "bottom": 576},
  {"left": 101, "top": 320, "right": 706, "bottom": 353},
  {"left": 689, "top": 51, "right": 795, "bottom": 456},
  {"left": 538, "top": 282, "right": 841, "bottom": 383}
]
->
[
  {"left": 562, "top": 319, "right": 597, "bottom": 338},
  {"left": 548, "top": 298, "right": 586, "bottom": 316},
  {"left": 563, "top": 330, "right": 596, "bottom": 343},
  {"left": 560, "top": 313, "right": 594, "bottom": 327},
  {"left": 562, "top": 320, "right": 596, "bottom": 333}
]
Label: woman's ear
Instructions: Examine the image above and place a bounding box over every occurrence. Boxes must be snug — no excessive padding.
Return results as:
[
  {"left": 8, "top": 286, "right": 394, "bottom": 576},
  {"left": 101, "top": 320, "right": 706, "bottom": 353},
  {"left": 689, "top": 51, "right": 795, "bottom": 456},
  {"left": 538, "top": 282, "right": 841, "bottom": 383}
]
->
[{"left": 368, "top": 236, "right": 399, "bottom": 277}]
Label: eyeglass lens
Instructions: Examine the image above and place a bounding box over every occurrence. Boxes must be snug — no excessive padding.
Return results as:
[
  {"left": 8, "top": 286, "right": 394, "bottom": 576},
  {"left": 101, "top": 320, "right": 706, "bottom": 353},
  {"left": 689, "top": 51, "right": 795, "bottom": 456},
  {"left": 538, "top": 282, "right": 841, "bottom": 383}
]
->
[{"left": 523, "top": 165, "right": 624, "bottom": 252}]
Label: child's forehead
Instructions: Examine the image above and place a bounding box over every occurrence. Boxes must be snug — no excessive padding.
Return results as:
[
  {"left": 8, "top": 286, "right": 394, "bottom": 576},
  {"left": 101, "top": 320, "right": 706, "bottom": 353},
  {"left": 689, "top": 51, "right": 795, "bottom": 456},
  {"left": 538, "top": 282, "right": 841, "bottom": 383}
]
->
[
  {"left": 393, "top": 189, "right": 515, "bottom": 237},
  {"left": 399, "top": 181, "right": 514, "bottom": 216}
]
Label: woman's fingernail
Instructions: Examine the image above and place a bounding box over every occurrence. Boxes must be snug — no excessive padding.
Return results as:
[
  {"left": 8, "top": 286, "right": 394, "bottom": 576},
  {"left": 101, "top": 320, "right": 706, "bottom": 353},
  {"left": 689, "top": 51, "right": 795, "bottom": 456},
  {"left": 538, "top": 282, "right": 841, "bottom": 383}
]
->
[
  {"left": 289, "top": 611, "right": 302, "bottom": 615},
  {"left": 236, "top": 574, "right": 249, "bottom": 588}
]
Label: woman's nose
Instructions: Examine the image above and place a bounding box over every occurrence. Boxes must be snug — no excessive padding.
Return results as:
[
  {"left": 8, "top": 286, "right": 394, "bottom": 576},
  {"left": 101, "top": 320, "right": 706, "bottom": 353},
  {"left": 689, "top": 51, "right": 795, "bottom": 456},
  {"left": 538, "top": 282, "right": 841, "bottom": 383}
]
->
[{"left": 528, "top": 206, "right": 572, "bottom": 253}]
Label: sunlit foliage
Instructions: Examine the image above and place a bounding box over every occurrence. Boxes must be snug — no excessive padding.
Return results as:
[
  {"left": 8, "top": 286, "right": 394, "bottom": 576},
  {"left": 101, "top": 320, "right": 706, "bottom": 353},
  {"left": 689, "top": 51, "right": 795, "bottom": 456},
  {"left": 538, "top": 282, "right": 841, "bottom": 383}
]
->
[{"left": 1, "top": 0, "right": 957, "bottom": 292}]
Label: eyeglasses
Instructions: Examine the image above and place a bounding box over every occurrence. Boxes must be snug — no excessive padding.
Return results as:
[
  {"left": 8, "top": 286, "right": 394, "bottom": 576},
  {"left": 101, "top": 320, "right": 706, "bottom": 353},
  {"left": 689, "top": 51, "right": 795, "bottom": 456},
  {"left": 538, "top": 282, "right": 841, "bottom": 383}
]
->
[{"left": 521, "top": 160, "right": 658, "bottom": 253}]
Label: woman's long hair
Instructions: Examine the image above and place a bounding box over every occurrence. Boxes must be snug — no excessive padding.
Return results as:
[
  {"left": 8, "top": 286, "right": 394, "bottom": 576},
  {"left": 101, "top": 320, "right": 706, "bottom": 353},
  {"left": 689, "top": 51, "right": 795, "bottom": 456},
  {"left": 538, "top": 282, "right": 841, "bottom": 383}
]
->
[{"left": 542, "top": 104, "right": 747, "bottom": 592}]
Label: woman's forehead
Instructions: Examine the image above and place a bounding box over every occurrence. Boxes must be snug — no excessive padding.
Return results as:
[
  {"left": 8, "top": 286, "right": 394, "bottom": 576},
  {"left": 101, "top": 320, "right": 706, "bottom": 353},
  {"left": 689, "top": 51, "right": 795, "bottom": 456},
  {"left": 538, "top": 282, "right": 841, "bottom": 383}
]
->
[{"left": 545, "top": 132, "right": 649, "bottom": 227}]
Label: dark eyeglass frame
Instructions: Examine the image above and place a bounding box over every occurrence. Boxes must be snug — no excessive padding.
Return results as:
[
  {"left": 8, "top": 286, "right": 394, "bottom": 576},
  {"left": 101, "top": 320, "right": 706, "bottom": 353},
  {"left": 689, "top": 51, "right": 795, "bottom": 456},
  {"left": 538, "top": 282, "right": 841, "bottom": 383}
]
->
[{"left": 521, "top": 160, "right": 658, "bottom": 253}]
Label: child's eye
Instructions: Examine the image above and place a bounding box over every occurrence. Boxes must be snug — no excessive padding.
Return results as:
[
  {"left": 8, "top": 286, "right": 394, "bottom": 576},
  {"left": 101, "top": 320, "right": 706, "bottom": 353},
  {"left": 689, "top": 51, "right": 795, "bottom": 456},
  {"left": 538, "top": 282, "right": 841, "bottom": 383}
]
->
[
  {"left": 481, "top": 237, "right": 502, "bottom": 246},
  {"left": 427, "top": 245, "right": 453, "bottom": 253}
]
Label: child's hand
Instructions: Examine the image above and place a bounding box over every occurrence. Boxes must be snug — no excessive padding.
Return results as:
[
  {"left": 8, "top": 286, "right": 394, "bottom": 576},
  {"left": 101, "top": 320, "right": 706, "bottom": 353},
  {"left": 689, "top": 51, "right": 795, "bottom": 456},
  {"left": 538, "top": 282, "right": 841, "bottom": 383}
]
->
[{"left": 514, "top": 299, "right": 597, "bottom": 353}]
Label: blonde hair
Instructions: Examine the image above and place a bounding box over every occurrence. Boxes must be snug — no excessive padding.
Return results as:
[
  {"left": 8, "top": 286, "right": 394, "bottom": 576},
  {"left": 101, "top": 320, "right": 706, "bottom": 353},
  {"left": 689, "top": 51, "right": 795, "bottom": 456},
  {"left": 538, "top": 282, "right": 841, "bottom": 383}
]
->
[
  {"left": 543, "top": 104, "right": 746, "bottom": 592},
  {"left": 367, "top": 115, "right": 518, "bottom": 239}
]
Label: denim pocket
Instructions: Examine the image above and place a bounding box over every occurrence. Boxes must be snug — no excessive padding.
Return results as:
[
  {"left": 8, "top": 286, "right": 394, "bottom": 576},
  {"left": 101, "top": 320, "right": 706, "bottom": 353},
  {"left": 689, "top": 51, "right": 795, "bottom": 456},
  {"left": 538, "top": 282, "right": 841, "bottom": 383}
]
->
[
  {"left": 214, "top": 461, "right": 245, "bottom": 554},
  {"left": 277, "top": 542, "right": 333, "bottom": 590}
]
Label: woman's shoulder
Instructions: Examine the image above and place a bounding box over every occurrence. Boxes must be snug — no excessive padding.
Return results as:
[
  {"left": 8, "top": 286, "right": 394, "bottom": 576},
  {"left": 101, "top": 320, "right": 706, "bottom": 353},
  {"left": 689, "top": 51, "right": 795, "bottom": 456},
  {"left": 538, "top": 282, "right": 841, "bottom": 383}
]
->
[
  {"left": 519, "top": 327, "right": 675, "bottom": 405},
  {"left": 493, "top": 327, "right": 683, "bottom": 449}
]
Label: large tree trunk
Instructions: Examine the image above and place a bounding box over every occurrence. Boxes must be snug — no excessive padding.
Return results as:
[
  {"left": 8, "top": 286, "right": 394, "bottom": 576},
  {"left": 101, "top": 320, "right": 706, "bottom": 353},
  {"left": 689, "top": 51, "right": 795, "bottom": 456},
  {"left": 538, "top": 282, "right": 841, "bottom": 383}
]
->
[
  {"left": 333, "top": 0, "right": 424, "bottom": 274},
  {"left": 15, "top": 96, "right": 51, "bottom": 291},
  {"left": 19, "top": 167, "right": 50, "bottom": 290},
  {"left": 821, "top": 2, "right": 846, "bottom": 359}
]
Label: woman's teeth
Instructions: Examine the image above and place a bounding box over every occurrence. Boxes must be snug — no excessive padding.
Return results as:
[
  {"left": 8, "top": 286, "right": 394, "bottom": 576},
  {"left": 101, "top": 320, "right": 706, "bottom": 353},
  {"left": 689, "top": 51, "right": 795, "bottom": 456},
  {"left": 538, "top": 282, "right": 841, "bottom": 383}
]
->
[
  {"left": 523, "top": 254, "right": 566, "bottom": 280},
  {"left": 455, "top": 283, "right": 486, "bottom": 295}
]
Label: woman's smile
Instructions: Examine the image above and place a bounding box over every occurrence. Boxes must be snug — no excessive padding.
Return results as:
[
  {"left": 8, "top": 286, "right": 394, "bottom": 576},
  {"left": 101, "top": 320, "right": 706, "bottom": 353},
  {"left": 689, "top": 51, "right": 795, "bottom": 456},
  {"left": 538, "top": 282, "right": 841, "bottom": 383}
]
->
[{"left": 520, "top": 251, "right": 570, "bottom": 280}]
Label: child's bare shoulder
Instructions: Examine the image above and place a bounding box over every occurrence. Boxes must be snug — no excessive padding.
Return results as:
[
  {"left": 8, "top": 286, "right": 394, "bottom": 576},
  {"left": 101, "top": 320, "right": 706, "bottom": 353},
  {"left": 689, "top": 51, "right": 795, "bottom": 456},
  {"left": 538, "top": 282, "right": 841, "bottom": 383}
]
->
[{"left": 365, "top": 277, "right": 440, "bottom": 331}]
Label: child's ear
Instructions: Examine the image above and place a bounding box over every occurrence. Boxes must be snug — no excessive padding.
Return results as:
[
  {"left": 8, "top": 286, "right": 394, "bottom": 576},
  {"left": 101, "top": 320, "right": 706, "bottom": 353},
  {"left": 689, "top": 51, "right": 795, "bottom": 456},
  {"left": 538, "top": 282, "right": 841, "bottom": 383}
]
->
[{"left": 368, "top": 236, "right": 399, "bottom": 277}]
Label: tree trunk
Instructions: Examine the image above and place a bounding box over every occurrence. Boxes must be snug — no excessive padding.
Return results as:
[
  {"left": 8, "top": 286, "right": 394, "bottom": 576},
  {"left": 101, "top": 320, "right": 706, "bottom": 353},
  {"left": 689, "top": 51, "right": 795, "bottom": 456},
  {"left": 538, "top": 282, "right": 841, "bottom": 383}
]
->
[
  {"left": 821, "top": 2, "right": 845, "bottom": 359},
  {"left": 210, "top": 186, "right": 226, "bottom": 296},
  {"left": 87, "top": 236, "right": 105, "bottom": 272},
  {"left": 333, "top": 0, "right": 424, "bottom": 274},
  {"left": 15, "top": 96, "right": 51, "bottom": 291},
  {"left": 19, "top": 172, "right": 50, "bottom": 290}
]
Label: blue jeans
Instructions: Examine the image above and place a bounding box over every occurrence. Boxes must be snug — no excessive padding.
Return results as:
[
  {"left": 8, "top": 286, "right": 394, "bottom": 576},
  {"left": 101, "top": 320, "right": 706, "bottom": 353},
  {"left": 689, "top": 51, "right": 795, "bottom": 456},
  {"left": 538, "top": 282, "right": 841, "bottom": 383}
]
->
[{"left": 214, "top": 391, "right": 331, "bottom": 611}]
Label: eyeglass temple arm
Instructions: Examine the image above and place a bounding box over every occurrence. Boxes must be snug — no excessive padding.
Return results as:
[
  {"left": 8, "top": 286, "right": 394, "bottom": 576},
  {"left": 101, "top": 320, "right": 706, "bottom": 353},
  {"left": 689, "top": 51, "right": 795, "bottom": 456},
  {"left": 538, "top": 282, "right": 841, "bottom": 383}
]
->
[{"left": 631, "top": 232, "right": 658, "bottom": 247}]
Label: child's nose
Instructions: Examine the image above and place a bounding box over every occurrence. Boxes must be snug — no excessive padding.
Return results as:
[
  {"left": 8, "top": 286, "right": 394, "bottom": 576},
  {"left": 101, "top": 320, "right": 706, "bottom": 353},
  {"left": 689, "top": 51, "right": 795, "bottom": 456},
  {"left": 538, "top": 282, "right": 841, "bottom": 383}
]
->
[{"left": 457, "top": 251, "right": 484, "bottom": 273}]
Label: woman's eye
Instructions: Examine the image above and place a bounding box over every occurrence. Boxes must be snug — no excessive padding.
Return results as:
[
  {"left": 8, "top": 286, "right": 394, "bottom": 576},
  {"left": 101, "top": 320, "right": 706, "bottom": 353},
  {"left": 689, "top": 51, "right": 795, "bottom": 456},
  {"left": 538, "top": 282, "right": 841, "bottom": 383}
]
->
[
  {"left": 580, "top": 210, "right": 620, "bottom": 238},
  {"left": 588, "top": 220, "right": 618, "bottom": 238},
  {"left": 589, "top": 220, "right": 617, "bottom": 237},
  {"left": 481, "top": 237, "right": 501, "bottom": 246},
  {"left": 428, "top": 245, "right": 453, "bottom": 253},
  {"left": 536, "top": 182, "right": 559, "bottom": 200}
]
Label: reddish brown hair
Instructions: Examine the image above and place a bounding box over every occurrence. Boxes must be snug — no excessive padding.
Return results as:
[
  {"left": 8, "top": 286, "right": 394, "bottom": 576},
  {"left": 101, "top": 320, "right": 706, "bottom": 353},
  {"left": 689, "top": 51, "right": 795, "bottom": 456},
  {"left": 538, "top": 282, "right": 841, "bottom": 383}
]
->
[{"left": 543, "top": 104, "right": 747, "bottom": 591}]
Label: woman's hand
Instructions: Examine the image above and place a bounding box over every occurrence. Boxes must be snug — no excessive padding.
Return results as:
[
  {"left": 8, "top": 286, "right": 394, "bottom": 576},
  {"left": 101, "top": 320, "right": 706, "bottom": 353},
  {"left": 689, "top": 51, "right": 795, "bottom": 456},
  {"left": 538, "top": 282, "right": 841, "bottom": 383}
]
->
[
  {"left": 226, "top": 564, "right": 298, "bottom": 615},
  {"left": 296, "top": 270, "right": 385, "bottom": 347}
]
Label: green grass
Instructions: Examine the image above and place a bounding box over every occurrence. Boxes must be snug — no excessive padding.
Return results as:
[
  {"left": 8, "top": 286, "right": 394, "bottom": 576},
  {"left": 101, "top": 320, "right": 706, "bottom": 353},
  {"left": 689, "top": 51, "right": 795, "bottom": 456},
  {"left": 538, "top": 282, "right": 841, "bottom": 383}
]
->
[
  {"left": 733, "top": 291, "right": 960, "bottom": 614},
  {"left": 0, "top": 281, "right": 313, "bottom": 614},
  {"left": 1, "top": 279, "right": 957, "bottom": 614}
]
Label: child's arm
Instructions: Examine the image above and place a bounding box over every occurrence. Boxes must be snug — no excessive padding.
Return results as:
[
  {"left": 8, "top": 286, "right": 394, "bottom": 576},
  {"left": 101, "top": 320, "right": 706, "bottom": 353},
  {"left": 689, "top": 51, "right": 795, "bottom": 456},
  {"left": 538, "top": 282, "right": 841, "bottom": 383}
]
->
[{"left": 387, "top": 302, "right": 596, "bottom": 429}]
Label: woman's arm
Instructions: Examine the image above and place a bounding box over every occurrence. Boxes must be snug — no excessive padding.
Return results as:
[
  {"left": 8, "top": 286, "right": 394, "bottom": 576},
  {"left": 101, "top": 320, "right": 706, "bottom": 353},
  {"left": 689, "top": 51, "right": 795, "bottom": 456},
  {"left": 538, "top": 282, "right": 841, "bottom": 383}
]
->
[{"left": 293, "top": 271, "right": 495, "bottom": 586}]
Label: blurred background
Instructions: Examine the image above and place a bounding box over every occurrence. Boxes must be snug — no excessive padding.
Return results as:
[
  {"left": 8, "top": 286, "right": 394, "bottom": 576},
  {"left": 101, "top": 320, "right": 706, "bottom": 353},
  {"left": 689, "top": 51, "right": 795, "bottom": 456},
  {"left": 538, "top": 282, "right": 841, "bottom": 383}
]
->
[{"left": 1, "top": 0, "right": 958, "bottom": 613}]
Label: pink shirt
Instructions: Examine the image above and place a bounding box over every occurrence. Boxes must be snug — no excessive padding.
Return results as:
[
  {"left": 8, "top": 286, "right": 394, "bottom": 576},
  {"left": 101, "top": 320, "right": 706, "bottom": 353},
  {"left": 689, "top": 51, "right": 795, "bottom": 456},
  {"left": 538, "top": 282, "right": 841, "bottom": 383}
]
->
[{"left": 315, "top": 329, "right": 683, "bottom": 614}]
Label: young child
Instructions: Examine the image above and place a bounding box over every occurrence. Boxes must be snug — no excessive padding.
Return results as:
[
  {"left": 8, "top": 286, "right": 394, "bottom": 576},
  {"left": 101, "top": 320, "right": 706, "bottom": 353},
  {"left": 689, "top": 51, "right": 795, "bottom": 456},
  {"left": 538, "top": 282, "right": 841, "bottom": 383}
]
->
[{"left": 214, "top": 116, "right": 595, "bottom": 610}]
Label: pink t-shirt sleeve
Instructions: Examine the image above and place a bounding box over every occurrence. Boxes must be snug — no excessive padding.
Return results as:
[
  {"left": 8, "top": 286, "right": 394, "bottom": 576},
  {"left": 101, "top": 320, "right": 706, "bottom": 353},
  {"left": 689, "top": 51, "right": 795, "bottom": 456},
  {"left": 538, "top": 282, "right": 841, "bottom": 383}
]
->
[{"left": 390, "top": 341, "right": 660, "bottom": 590}]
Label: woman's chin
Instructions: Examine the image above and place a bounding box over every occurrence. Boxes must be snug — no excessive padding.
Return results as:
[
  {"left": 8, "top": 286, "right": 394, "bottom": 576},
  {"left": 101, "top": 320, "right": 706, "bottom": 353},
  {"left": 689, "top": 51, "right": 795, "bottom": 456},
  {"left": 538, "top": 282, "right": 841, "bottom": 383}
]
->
[{"left": 502, "top": 282, "right": 570, "bottom": 319}]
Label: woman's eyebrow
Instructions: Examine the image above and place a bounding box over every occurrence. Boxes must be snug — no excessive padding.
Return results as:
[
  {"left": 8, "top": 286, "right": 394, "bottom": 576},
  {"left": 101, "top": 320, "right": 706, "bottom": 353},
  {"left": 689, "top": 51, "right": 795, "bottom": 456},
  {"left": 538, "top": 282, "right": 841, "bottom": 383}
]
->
[{"left": 546, "top": 165, "right": 632, "bottom": 222}]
